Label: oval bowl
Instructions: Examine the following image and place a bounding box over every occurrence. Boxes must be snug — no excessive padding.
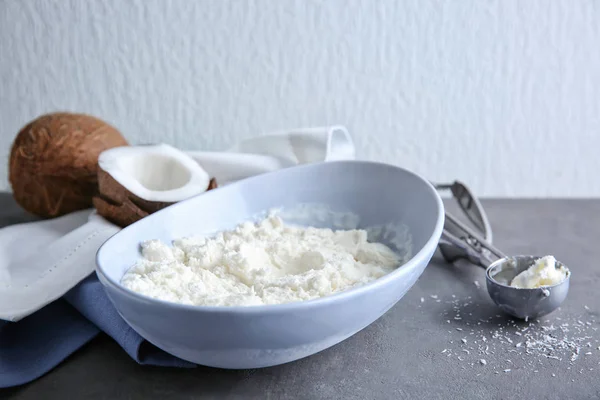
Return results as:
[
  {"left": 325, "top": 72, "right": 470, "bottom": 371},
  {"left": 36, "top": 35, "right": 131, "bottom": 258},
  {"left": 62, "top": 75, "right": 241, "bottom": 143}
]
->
[{"left": 96, "top": 160, "right": 444, "bottom": 369}]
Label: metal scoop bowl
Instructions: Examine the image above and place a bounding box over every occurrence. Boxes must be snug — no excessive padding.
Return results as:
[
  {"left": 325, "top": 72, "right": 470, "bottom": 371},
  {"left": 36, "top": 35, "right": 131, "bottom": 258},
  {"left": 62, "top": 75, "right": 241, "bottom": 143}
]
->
[
  {"left": 435, "top": 182, "right": 571, "bottom": 320},
  {"left": 485, "top": 255, "right": 570, "bottom": 320}
]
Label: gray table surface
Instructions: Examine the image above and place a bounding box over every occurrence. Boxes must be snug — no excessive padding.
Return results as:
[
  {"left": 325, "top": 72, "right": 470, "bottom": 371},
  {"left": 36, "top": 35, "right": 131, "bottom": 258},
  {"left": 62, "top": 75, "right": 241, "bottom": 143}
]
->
[{"left": 2, "top": 197, "right": 600, "bottom": 400}]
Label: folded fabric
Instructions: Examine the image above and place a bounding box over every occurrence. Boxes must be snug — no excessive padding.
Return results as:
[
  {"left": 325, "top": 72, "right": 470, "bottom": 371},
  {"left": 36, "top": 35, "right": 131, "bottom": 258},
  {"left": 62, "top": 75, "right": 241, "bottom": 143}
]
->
[
  {"left": 0, "top": 300, "right": 98, "bottom": 388},
  {"left": 188, "top": 125, "right": 354, "bottom": 184},
  {"left": 0, "top": 125, "right": 355, "bottom": 388},
  {"left": 0, "top": 275, "right": 195, "bottom": 388},
  {"left": 0, "top": 211, "right": 120, "bottom": 322}
]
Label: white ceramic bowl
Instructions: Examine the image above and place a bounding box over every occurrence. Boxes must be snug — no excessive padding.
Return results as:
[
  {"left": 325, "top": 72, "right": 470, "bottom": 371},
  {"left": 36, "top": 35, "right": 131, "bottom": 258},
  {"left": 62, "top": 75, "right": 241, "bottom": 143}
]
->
[{"left": 96, "top": 161, "right": 444, "bottom": 369}]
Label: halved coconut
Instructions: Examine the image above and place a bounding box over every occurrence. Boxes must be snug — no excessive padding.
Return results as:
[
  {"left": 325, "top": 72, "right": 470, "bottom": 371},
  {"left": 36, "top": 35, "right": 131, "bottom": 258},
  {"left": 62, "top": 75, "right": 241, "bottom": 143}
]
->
[{"left": 94, "top": 143, "right": 217, "bottom": 227}]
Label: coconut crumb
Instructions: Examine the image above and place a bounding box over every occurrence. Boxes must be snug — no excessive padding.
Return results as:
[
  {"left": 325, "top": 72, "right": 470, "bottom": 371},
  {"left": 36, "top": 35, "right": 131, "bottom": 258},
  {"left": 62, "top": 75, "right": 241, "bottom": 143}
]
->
[{"left": 438, "top": 293, "right": 598, "bottom": 374}]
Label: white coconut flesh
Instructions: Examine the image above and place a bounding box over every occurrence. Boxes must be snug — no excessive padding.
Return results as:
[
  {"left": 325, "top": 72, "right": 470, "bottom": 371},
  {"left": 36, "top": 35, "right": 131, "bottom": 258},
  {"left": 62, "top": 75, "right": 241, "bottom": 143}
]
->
[{"left": 98, "top": 144, "right": 211, "bottom": 202}]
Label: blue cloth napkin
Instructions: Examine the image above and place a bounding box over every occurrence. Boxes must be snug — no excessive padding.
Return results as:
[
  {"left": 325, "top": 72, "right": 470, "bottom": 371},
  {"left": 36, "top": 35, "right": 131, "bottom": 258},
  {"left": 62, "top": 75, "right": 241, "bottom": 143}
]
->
[{"left": 0, "top": 275, "right": 195, "bottom": 388}]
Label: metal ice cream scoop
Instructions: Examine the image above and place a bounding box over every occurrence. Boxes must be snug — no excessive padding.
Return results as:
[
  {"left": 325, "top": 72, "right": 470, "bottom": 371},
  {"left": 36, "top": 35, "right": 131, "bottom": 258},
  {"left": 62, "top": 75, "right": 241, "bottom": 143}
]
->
[{"left": 435, "top": 182, "right": 571, "bottom": 320}]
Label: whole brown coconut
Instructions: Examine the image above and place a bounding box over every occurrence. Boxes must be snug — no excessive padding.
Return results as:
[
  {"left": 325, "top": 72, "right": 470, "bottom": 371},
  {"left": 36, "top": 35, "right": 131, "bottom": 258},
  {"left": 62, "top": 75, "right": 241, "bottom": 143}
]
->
[{"left": 9, "top": 112, "right": 128, "bottom": 218}]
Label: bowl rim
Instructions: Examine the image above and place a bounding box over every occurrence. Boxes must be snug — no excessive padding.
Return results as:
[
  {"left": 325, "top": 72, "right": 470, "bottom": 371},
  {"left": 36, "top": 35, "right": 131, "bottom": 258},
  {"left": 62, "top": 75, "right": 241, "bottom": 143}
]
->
[{"left": 95, "top": 160, "right": 445, "bottom": 314}]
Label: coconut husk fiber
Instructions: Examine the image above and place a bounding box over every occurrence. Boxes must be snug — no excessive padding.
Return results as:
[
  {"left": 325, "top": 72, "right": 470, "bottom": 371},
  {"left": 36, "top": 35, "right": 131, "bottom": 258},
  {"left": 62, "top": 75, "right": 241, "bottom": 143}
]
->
[{"left": 9, "top": 112, "right": 128, "bottom": 218}]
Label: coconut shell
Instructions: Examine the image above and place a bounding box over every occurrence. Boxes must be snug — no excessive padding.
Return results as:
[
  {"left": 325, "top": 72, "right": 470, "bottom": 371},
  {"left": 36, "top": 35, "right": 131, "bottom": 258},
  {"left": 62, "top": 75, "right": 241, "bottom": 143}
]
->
[
  {"left": 92, "top": 195, "right": 149, "bottom": 227},
  {"left": 96, "top": 168, "right": 217, "bottom": 227},
  {"left": 9, "top": 112, "right": 128, "bottom": 218}
]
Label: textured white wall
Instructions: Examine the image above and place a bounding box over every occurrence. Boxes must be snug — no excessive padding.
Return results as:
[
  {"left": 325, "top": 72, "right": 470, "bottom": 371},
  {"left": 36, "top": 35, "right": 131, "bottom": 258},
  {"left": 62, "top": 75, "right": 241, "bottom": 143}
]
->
[{"left": 1, "top": 0, "right": 599, "bottom": 197}]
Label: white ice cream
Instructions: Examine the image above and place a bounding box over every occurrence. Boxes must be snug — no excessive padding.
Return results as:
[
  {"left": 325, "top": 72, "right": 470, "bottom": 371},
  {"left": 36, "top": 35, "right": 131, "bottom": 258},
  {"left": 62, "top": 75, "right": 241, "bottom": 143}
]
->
[{"left": 510, "top": 255, "right": 569, "bottom": 289}]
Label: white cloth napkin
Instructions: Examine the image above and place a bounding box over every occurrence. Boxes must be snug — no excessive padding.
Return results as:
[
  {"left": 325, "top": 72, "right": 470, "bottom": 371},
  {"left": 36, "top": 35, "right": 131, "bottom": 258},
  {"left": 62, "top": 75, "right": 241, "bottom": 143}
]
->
[{"left": 0, "top": 126, "right": 355, "bottom": 322}]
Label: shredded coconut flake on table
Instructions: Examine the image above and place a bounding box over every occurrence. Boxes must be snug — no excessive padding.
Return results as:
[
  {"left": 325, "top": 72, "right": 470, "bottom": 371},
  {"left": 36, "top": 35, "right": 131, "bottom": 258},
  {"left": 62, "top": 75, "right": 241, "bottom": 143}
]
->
[{"left": 433, "top": 294, "right": 599, "bottom": 375}]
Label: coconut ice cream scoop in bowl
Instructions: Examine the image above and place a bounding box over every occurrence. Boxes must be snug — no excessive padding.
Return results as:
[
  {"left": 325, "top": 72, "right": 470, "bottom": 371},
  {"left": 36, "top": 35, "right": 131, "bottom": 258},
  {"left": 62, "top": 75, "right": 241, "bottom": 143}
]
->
[
  {"left": 95, "top": 161, "right": 444, "bottom": 369},
  {"left": 485, "top": 255, "right": 570, "bottom": 320},
  {"left": 437, "top": 196, "right": 571, "bottom": 321}
]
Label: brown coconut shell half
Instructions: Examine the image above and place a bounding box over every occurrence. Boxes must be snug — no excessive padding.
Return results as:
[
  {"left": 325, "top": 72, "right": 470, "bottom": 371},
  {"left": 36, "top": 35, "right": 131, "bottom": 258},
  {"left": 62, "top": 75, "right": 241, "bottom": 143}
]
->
[
  {"left": 92, "top": 195, "right": 150, "bottom": 228},
  {"left": 9, "top": 112, "right": 128, "bottom": 218},
  {"left": 94, "top": 176, "right": 217, "bottom": 227},
  {"left": 94, "top": 144, "right": 217, "bottom": 227}
]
